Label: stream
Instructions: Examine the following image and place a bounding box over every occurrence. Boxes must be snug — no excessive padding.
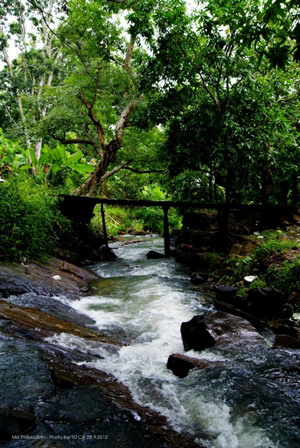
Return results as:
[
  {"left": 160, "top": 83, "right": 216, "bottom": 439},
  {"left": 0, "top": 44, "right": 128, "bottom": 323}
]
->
[{"left": 44, "top": 237, "right": 300, "bottom": 448}]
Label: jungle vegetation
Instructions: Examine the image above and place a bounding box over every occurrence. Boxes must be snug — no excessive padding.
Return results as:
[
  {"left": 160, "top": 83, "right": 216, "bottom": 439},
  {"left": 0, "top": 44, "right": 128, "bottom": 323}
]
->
[{"left": 0, "top": 0, "right": 299, "bottom": 257}]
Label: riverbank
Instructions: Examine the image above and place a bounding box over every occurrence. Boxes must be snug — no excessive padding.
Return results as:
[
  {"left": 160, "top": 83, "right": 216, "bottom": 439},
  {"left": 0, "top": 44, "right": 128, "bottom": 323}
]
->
[{"left": 174, "top": 211, "right": 300, "bottom": 348}]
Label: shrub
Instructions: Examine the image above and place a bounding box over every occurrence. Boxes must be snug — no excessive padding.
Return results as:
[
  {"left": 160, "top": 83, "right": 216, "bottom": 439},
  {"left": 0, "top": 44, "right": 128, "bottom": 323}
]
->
[
  {"left": 253, "top": 232, "right": 299, "bottom": 259},
  {"left": 266, "top": 258, "right": 300, "bottom": 295},
  {"left": 0, "top": 175, "right": 69, "bottom": 260}
]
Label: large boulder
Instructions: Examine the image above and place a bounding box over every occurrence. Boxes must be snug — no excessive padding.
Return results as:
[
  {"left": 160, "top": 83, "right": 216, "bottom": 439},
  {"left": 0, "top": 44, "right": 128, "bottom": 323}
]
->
[
  {"left": 181, "top": 312, "right": 266, "bottom": 354},
  {"left": 181, "top": 315, "right": 215, "bottom": 351}
]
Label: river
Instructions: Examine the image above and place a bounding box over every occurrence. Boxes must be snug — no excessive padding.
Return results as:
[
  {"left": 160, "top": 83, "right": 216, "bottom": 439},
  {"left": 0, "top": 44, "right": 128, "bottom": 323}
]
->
[{"left": 46, "top": 236, "right": 300, "bottom": 448}]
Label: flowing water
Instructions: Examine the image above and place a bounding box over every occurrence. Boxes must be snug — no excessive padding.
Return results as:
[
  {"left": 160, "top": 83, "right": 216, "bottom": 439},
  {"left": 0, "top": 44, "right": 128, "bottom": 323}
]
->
[{"left": 46, "top": 237, "right": 300, "bottom": 448}]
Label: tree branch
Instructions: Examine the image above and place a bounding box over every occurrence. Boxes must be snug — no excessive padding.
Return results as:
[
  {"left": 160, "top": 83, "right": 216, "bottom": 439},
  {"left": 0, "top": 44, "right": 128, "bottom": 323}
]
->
[
  {"left": 78, "top": 92, "right": 106, "bottom": 149},
  {"left": 115, "top": 95, "right": 142, "bottom": 140},
  {"left": 124, "top": 167, "right": 166, "bottom": 174},
  {"left": 99, "top": 161, "right": 130, "bottom": 183},
  {"left": 125, "top": 35, "right": 136, "bottom": 67},
  {"left": 51, "top": 134, "right": 101, "bottom": 155}
]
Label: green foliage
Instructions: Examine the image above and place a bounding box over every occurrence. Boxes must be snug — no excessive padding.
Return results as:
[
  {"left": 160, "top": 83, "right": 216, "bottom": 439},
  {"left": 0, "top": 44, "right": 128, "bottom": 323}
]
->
[
  {"left": 253, "top": 233, "right": 299, "bottom": 259},
  {"left": 92, "top": 206, "right": 141, "bottom": 236},
  {"left": 92, "top": 185, "right": 182, "bottom": 236},
  {"left": 0, "top": 130, "right": 93, "bottom": 192},
  {"left": 266, "top": 258, "right": 300, "bottom": 296},
  {"left": 0, "top": 175, "right": 69, "bottom": 260},
  {"left": 226, "top": 255, "right": 254, "bottom": 277},
  {"left": 248, "top": 278, "right": 268, "bottom": 289}
]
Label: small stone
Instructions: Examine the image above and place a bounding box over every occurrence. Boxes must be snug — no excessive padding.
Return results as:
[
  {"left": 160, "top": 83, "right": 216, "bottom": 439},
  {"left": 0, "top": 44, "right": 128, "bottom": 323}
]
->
[
  {"left": 52, "top": 275, "right": 62, "bottom": 280},
  {"left": 244, "top": 275, "right": 257, "bottom": 285},
  {"left": 191, "top": 273, "right": 207, "bottom": 285}
]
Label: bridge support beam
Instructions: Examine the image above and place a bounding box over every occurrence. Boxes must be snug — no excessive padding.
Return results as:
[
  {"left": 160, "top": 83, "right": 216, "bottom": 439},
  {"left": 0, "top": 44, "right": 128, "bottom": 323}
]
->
[
  {"left": 163, "top": 206, "right": 171, "bottom": 257},
  {"left": 101, "top": 203, "right": 109, "bottom": 248}
]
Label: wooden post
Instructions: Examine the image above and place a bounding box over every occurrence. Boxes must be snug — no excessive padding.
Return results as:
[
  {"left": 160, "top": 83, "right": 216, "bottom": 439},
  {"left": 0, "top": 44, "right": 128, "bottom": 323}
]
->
[
  {"left": 101, "top": 203, "right": 109, "bottom": 248},
  {"left": 163, "top": 206, "right": 171, "bottom": 257}
]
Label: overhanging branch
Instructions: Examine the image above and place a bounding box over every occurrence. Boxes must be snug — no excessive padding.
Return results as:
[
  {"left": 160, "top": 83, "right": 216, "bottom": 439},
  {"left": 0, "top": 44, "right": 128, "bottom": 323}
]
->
[
  {"left": 124, "top": 166, "right": 166, "bottom": 174},
  {"left": 51, "top": 134, "right": 101, "bottom": 155}
]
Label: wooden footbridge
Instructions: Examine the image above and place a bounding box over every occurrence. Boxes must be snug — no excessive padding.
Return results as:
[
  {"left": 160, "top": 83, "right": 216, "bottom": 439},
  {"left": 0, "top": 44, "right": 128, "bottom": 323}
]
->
[{"left": 59, "top": 195, "right": 297, "bottom": 256}]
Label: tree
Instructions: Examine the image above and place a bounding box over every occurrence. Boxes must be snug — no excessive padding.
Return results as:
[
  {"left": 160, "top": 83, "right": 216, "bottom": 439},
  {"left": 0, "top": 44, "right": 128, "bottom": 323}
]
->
[
  {"left": 35, "top": 0, "right": 188, "bottom": 195},
  {"left": 140, "top": 0, "right": 300, "bottom": 206},
  {"left": 0, "top": 0, "right": 64, "bottom": 161}
]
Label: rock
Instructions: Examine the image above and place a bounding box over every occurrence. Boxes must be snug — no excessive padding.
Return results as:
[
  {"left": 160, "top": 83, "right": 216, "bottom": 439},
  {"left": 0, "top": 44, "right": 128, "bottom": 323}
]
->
[
  {"left": 229, "top": 243, "right": 243, "bottom": 256},
  {"left": 146, "top": 250, "right": 165, "bottom": 259},
  {"left": 175, "top": 252, "right": 210, "bottom": 270},
  {"left": 181, "top": 312, "right": 266, "bottom": 354},
  {"left": 243, "top": 275, "right": 257, "bottom": 285},
  {"left": 244, "top": 242, "right": 256, "bottom": 253},
  {"left": 175, "top": 252, "right": 223, "bottom": 272},
  {"left": 166, "top": 354, "right": 219, "bottom": 378},
  {"left": 288, "top": 291, "right": 300, "bottom": 308},
  {"left": 0, "top": 408, "right": 36, "bottom": 439},
  {"left": 215, "top": 285, "right": 238, "bottom": 302},
  {"left": 272, "top": 325, "right": 298, "bottom": 338},
  {"left": 0, "top": 258, "right": 99, "bottom": 298},
  {"left": 245, "top": 287, "right": 285, "bottom": 318},
  {"left": 191, "top": 273, "right": 207, "bottom": 285},
  {"left": 181, "top": 315, "right": 216, "bottom": 351},
  {"left": 213, "top": 266, "right": 236, "bottom": 278},
  {"left": 274, "top": 334, "right": 300, "bottom": 349},
  {"left": 0, "top": 299, "right": 120, "bottom": 345}
]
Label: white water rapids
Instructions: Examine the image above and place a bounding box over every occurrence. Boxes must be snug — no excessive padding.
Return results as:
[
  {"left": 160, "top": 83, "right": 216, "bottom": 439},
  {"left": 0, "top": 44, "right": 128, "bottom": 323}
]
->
[{"left": 47, "top": 237, "right": 286, "bottom": 448}]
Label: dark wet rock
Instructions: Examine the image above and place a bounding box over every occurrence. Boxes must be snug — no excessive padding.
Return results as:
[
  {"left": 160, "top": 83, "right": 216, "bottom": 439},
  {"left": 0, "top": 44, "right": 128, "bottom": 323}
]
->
[
  {"left": 212, "top": 266, "right": 236, "bottom": 279},
  {"left": 274, "top": 334, "right": 300, "bottom": 349},
  {"left": 0, "top": 333, "right": 52, "bottom": 439},
  {"left": 245, "top": 287, "right": 286, "bottom": 318},
  {"left": 0, "top": 299, "right": 120, "bottom": 345},
  {"left": 272, "top": 325, "right": 299, "bottom": 338},
  {"left": 146, "top": 251, "right": 165, "bottom": 259},
  {"left": 0, "top": 258, "right": 99, "bottom": 299},
  {"left": 191, "top": 273, "right": 207, "bottom": 285},
  {"left": 42, "top": 357, "right": 199, "bottom": 448},
  {"left": 0, "top": 408, "right": 36, "bottom": 440},
  {"left": 167, "top": 353, "right": 220, "bottom": 378},
  {"left": 181, "top": 312, "right": 267, "bottom": 354},
  {"left": 6, "top": 293, "right": 96, "bottom": 328},
  {"left": 0, "top": 331, "right": 196, "bottom": 448},
  {"left": 181, "top": 315, "right": 216, "bottom": 351},
  {"left": 215, "top": 285, "right": 238, "bottom": 302},
  {"left": 55, "top": 245, "right": 117, "bottom": 266}
]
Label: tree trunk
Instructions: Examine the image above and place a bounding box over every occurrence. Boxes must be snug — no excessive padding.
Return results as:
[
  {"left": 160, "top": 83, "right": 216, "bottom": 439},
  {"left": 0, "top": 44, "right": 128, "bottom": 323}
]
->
[
  {"left": 73, "top": 163, "right": 106, "bottom": 196},
  {"left": 292, "top": 172, "right": 298, "bottom": 206},
  {"left": 261, "top": 159, "right": 274, "bottom": 207}
]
